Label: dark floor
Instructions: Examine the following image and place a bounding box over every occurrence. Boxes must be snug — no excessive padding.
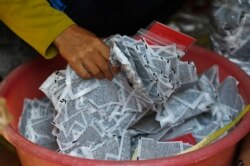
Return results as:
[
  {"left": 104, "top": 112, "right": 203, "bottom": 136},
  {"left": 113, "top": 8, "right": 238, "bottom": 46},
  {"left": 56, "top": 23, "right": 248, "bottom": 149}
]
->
[
  {"left": 0, "top": 136, "right": 21, "bottom": 166},
  {"left": 0, "top": 22, "right": 38, "bottom": 81}
]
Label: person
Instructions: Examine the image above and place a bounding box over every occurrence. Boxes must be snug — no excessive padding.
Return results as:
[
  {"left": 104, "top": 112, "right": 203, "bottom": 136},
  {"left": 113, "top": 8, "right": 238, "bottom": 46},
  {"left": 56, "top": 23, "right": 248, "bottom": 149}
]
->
[{"left": 0, "top": 0, "right": 183, "bottom": 80}]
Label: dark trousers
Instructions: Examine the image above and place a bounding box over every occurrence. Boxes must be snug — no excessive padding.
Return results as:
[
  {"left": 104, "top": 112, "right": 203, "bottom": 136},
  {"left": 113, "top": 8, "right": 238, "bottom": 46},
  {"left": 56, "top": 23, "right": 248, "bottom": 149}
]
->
[{"left": 49, "top": 0, "right": 183, "bottom": 37}]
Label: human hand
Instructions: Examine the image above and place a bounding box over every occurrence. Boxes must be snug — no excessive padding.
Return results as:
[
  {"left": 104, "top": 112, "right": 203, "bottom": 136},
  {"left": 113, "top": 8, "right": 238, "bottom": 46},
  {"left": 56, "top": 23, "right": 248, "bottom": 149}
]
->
[{"left": 54, "top": 24, "right": 119, "bottom": 80}]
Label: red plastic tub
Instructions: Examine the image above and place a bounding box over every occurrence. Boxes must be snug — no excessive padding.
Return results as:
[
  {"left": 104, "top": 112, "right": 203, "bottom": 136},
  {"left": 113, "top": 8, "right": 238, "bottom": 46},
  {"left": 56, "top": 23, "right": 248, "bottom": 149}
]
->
[{"left": 0, "top": 46, "right": 250, "bottom": 166}]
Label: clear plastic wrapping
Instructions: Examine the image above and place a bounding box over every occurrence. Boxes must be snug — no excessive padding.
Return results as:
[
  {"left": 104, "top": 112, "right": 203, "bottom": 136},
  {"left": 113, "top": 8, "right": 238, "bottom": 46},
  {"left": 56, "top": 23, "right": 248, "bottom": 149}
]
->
[{"left": 137, "top": 21, "right": 196, "bottom": 51}]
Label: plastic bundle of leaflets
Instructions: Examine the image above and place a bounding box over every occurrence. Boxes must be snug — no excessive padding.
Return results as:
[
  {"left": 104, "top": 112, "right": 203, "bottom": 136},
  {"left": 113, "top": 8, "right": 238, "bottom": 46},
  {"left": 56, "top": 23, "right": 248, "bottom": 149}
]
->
[
  {"left": 131, "top": 65, "right": 246, "bottom": 160},
  {"left": 210, "top": 0, "right": 250, "bottom": 75},
  {"left": 19, "top": 98, "right": 58, "bottom": 150},
  {"left": 181, "top": 104, "right": 250, "bottom": 154},
  {"left": 19, "top": 22, "right": 246, "bottom": 161}
]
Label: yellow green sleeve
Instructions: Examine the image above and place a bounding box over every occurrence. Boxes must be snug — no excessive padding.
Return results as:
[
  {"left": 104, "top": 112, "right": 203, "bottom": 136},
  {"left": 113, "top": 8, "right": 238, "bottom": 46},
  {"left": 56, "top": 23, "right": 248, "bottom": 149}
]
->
[{"left": 0, "top": 0, "right": 75, "bottom": 59}]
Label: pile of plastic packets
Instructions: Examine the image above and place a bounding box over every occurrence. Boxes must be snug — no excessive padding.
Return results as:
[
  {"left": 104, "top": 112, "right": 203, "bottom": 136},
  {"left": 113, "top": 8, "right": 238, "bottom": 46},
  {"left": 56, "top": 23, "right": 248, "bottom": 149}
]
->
[
  {"left": 19, "top": 31, "right": 245, "bottom": 160},
  {"left": 210, "top": 0, "right": 250, "bottom": 75}
]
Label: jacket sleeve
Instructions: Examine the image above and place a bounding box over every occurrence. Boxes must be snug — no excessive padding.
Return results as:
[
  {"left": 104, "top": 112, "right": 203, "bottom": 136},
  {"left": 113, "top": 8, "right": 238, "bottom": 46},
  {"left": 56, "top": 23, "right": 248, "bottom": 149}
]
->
[{"left": 0, "top": 0, "right": 75, "bottom": 59}]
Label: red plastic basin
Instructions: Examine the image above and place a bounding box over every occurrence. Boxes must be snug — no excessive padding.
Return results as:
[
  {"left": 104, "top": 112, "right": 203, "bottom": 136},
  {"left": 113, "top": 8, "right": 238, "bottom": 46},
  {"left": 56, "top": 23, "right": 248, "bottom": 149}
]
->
[{"left": 0, "top": 46, "right": 250, "bottom": 166}]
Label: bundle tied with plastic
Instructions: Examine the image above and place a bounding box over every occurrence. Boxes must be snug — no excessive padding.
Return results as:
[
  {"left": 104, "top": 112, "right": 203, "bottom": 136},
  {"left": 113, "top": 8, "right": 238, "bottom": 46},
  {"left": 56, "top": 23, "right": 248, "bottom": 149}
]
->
[{"left": 210, "top": 0, "right": 250, "bottom": 75}]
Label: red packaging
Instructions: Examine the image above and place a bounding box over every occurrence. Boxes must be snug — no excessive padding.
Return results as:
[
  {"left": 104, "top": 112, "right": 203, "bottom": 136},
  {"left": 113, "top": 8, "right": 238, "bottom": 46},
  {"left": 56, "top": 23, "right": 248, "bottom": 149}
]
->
[
  {"left": 167, "top": 133, "right": 197, "bottom": 145},
  {"left": 138, "top": 21, "right": 196, "bottom": 51}
]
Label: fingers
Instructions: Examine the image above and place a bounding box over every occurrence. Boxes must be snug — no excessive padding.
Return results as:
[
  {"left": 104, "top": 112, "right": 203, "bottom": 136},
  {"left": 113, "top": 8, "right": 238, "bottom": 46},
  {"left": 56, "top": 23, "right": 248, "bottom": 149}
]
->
[
  {"left": 70, "top": 62, "right": 91, "bottom": 79},
  {"left": 111, "top": 67, "right": 120, "bottom": 75},
  {"left": 98, "top": 42, "right": 110, "bottom": 61},
  {"left": 77, "top": 39, "right": 111, "bottom": 80},
  {"left": 66, "top": 49, "right": 120, "bottom": 80},
  {"left": 92, "top": 54, "right": 113, "bottom": 80},
  {"left": 68, "top": 52, "right": 112, "bottom": 80},
  {"left": 70, "top": 57, "right": 120, "bottom": 80},
  {"left": 82, "top": 58, "right": 105, "bottom": 79},
  {"left": 94, "top": 42, "right": 120, "bottom": 80},
  {"left": 55, "top": 24, "right": 118, "bottom": 80}
]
